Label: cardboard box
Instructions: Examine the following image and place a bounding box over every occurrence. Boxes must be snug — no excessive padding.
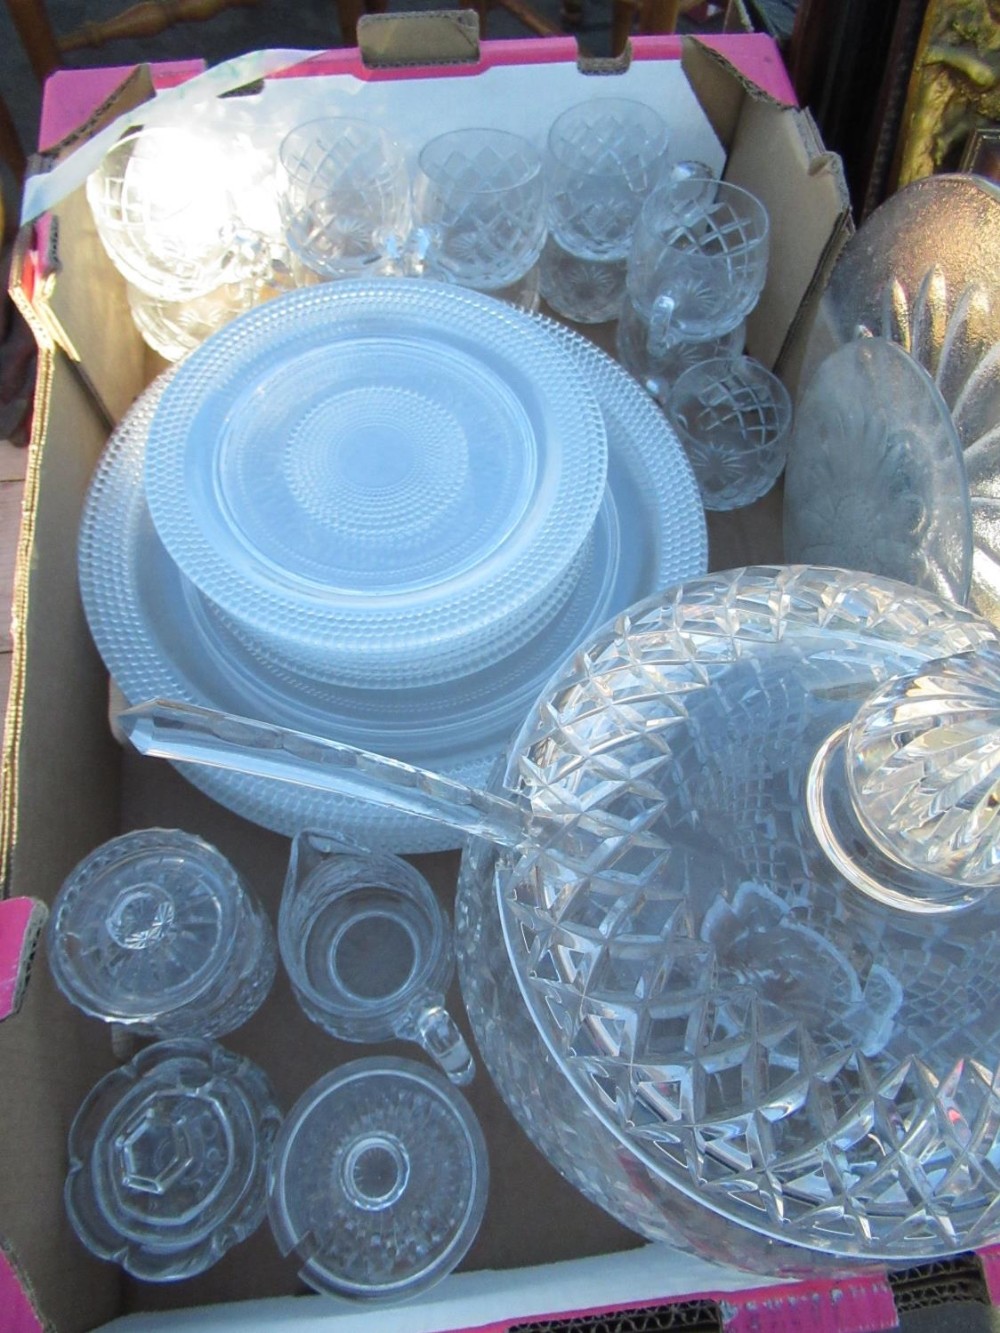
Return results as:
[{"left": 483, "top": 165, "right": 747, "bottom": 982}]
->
[{"left": 0, "top": 22, "right": 854, "bottom": 1332}]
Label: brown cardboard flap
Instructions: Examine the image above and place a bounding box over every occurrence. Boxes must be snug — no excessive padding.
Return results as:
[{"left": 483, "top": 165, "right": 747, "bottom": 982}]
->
[
  {"left": 2, "top": 352, "right": 123, "bottom": 906},
  {"left": 41, "top": 188, "right": 148, "bottom": 428},
  {"left": 682, "top": 37, "right": 748, "bottom": 148},
  {"left": 358, "top": 9, "right": 482, "bottom": 67},
  {"left": 725, "top": 96, "right": 851, "bottom": 376},
  {"left": 0, "top": 352, "right": 126, "bottom": 1332}
]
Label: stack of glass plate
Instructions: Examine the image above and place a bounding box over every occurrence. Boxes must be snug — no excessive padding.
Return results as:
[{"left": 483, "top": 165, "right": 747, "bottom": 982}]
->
[{"left": 79, "top": 279, "right": 708, "bottom": 850}]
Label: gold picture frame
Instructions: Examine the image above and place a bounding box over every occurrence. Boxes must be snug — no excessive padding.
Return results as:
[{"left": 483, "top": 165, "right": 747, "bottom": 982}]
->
[{"left": 894, "top": 0, "right": 1000, "bottom": 190}]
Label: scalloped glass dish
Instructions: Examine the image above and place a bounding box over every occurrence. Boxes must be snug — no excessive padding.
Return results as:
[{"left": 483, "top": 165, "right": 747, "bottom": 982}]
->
[
  {"left": 142, "top": 280, "right": 608, "bottom": 684},
  {"left": 78, "top": 329, "right": 706, "bottom": 852},
  {"left": 788, "top": 174, "right": 1000, "bottom": 618},
  {"left": 783, "top": 338, "right": 973, "bottom": 603}
]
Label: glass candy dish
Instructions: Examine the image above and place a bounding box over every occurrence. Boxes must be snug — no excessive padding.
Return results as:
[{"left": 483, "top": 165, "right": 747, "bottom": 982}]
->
[
  {"left": 120, "top": 565, "right": 1000, "bottom": 1272},
  {"left": 79, "top": 328, "right": 706, "bottom": 851},
  {"left": 268, "top": 1058, "right": 488, "bottom": 1303},
  {"left": 65, "top": 1039, "right": 280, "bottom": 1281},
  {"left": 142, "top": 281, "right": 608, "bottom": 686},
  {"left": 787, "top": 174, "right": 1000, "bottom": 620}
]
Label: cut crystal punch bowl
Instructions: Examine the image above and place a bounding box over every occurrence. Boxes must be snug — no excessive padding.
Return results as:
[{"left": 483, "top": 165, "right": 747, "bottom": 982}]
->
[{"left": 457, "top": 565, "right": 1000, "bottom": 1274}]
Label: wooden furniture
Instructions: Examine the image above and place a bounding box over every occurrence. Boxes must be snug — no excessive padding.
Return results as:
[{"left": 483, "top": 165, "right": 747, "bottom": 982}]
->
[
  {"left": 334, "top": 0, "right": 561, "bottom": 50},
  {"left": 338, "top": 0, "right": 702, "bottom": 59},
  {"left": 3, "top": 0, "right": 264, "bottom": 82},
  {"left": 611, "top": 0, "right": 705, "bottom": 56},
  {"left": 0, "top": 92, "right": 26, "bottom": 186}
]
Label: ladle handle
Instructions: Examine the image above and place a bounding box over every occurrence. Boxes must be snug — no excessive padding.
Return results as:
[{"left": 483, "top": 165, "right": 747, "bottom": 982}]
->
[{"left": 118, "top": 699, "right": 528, "bottom": 849}]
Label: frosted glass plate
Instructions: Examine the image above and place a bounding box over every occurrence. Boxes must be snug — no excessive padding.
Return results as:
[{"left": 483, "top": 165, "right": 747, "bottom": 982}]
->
[
  {"left": 79, "top": 330, "right": 706, "bottom": 852},
  {"left": 784, "top": 338, "right": 973, "bottom": 603},
  {"left": 143, "top": 280, "right": 608, "bottom": 683}
]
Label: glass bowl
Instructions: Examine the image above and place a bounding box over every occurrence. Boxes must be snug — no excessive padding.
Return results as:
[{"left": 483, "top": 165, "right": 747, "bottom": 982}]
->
[{"left": 458, "top": 565, "right": 1000, "bottom": 1271}]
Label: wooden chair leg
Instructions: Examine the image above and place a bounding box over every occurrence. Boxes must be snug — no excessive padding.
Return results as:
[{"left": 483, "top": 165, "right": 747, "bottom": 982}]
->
[
  {"left": 0, "top": 91, "right": 26, "bottom": 186},
  {"left": 611, "top": 0, "right": 635, "bottom": 54},
  {"left": 333, "top": 0, "right": 367, "bottom": 46},
  {"left": 494, "top": 0, "right": 561, "bottom": 37},
  {"left": 4, "top": 0, "right": 62, "bottom": 81},
  {"left": 60, "top": 0, "right": 262, "bottom": 57},
  {"left": 638, "top": 0, "right": 681, "bottom": 33}
]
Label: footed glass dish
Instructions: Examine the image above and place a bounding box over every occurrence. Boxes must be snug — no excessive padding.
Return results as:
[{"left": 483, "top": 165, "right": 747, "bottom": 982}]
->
[
  {"left": 268, "top": 1058, "right": 487, "bottom": 1303},
  {"left": 65, "top": 1039, "right": 280, "bottom": 1281},
  {"left": 46, "top": 828, "right": 275, "bottom": 1038}
]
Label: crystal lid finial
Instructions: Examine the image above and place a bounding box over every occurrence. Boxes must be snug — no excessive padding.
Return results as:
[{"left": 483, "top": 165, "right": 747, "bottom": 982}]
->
[{"left": 846, "top": 643, "right": 1000, "bottom": 892}]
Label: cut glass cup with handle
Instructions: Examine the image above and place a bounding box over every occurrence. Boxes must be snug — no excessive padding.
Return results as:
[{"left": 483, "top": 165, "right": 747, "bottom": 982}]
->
[{"left": 626, "top": 176, "right": 769, "bottom": 350}]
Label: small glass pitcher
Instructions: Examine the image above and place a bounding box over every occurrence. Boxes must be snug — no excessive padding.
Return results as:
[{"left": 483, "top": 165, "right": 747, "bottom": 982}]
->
[{"left": 279, "top": 830, "right": 475, "bottom": 1085}]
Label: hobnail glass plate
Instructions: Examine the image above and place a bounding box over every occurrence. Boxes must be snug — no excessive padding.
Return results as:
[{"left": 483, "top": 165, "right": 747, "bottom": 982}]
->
[
  {"left": 143, "top": 280, "right": 608, "bottom": 684},
  {"left": 79, "top": 330, "right": 706, "bottom": 852},
  {"left": 788, "top": 175, "right": 1000, "bottom": 618}
]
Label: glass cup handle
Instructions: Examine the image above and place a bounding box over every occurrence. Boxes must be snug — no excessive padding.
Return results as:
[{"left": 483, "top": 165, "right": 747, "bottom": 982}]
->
[
  {"left": 647, "top": 290, "right": 677, "bottom": 358},
  {"left": 396, "top": 993, "right": 475, "bottom": 1086}
]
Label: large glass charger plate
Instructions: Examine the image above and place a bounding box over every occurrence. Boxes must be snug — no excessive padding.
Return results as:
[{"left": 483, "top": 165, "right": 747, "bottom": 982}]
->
[
  {"left": 79, "top": 330, "right": 706, "bottom": 853},
  {"left": 787, "top": 174, "right": 1000, "bottom": 618},
  {"left": 142, "top": 280, "right": 608, "bottom": 684},
  {"left": 474, "top": 566, "right": 1000, "bottom": 1267}
]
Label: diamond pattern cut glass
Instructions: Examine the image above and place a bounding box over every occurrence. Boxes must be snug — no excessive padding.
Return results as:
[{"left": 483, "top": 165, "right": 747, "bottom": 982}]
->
[
  {"left": 413, "top": 129, "right": 546, "bottom": 291},
  {"left": 456, "top": 566, "right": 1000, "bottom": 1270},
  {"left": 667, "top": 355, "right": 792, "bottom": 509},
  {"left": 627, "top": 177, "right": 769, "bottom": 345},
  {"left": 277, "top": 118, "right": 411, "bottom": 278},
  {"left": 546, "top": 98, "right": 668, "bottom": 261}
]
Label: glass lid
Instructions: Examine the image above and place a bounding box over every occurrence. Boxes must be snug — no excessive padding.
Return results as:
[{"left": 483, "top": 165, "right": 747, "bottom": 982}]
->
[
  {"left": 46, "top": 829, "right": 239, "bottom": 1024},
  {"left": 142, "top": 279, "right": 608, "bottom": 679},
  {"left": 65, "top": 1039, "right": 280, "bottom": 1281},
  {"left": 267, "top": 1058, "right": 488, "bottom": 1303},
  {"left": 496, "top": 565, "right": 1000, "bottom": 1261}
]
